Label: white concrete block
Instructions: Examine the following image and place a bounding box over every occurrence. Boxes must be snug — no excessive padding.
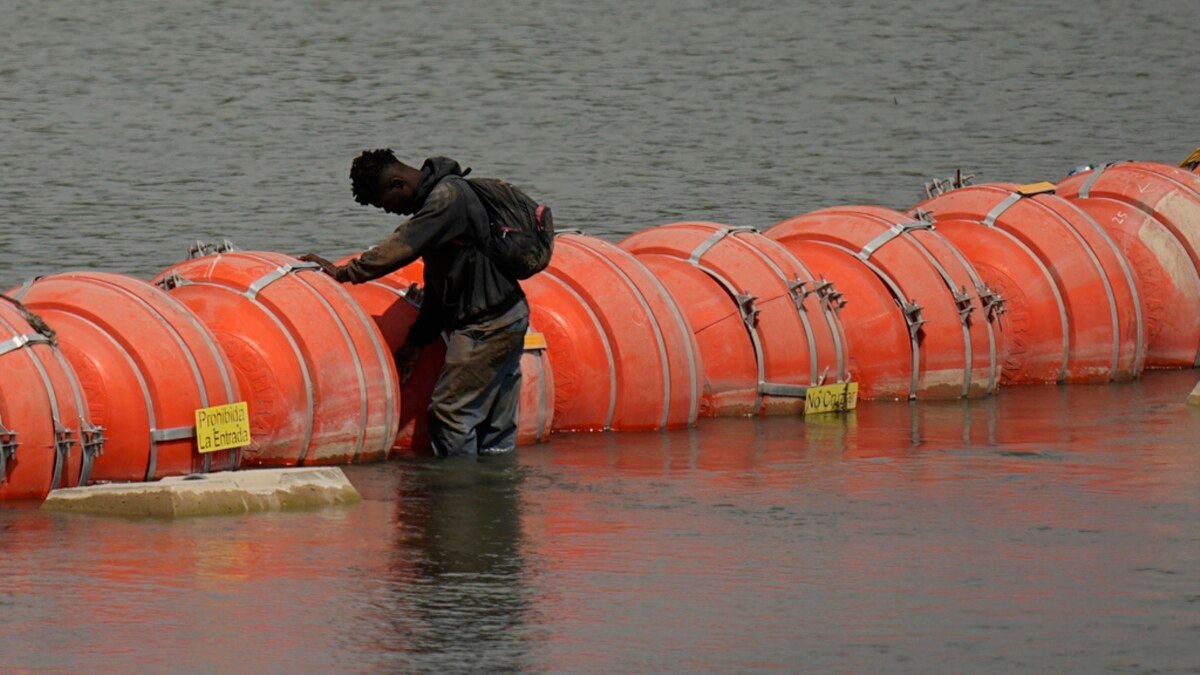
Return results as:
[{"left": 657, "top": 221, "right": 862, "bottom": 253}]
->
[{"left": 41, "top": 467, "right": 361, "bottom": 518}]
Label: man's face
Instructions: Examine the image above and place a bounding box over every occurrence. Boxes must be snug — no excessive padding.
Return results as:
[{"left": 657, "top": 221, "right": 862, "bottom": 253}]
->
[{"left": 372, "top": 165, "right": 416, "bottom": 215}]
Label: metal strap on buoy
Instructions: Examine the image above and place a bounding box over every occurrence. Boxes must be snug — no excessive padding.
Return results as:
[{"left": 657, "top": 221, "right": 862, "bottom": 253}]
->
[
  {"left": 1077, "top": 164, "right": 1109, "bottom": 199},
  {"left": 687, "top": 228, "right": 812, "bottom": 410},
  {"left": 245, "top": 261, "right": 323, "bottom": 299},
  {"left": 0, "top": 418, "right": 17, "bottom": 484},
  {"left": 728, "top": 231, "right": 831, "bottom": 385},
  {"left": 973, "top": 194, "right": 1075, "bottom": 382},
  {"left": 859, "top": 213, "right": 994, "bottom": 397},
  {"left": 0, "top": 307, "right": 76, "bottom": 490},
  {"left": 47, "top": 347, "right": 105, "bottom": 485},
  {"left": 855, "top": 219, "right": 933, "bottom": 261},
  {"left": 834, "top": 247, "right": 923, "bottom": 399}
]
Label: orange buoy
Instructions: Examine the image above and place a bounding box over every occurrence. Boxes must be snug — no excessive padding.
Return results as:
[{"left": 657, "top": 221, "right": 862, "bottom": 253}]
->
[
  {"left": 0, "top": 297, "right": 97, "bottom": 500},
  {"left": 919, "top": 217, "right": 1069, "bottom": 384},
  {"left": 524, "top": 232, "right": 702, "bottom": 431},
  {"left": 1057, "top": 195, "right": 1200, "bottom": 368},
  {"left": 336, "top": 268, "right": 555, "bottom": 452},
  {"left": 11, "top": 272, "right": 237, "bottom": 482},
  {"left": 915, "top": 183, "right": 1144, "bottom": 383},
  {"left": 152, "top": 250, "right": 398, "bottom": 466},
  {"left": 765, "top": 239, "right": 914, "bottom": 400},
  {"left": 1057, "top": 162, "right": 1200, "bottom": 281},
  {"left": 769, "top": 207, "right": 996, "bottom": 398},
  {"left": 621, "top": 222, "right": 847, "bottom": 416}
]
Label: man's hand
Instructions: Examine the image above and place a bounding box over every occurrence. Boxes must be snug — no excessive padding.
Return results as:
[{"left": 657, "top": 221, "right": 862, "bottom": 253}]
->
[
  {"left": 298, "top": 253, "right": 338, "bottom": 278},
  {"left": 395, "top": 341, "right": 421, "bottom": 384}
]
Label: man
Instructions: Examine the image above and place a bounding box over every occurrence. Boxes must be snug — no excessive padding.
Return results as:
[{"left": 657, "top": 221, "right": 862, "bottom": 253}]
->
[{"left": 301, "top": 150, "right": 529, "bottom": 458}]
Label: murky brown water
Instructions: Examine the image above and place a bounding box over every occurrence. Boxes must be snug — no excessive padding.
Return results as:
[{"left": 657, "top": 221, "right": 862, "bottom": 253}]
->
[{"left": 2, "top": 371, "right": 1198, "bottom": 672}]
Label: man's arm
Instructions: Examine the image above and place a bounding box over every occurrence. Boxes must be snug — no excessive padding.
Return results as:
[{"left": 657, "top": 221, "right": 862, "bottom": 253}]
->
[{"left": 336, "top": 181, "right": 470, "bottom": 283}]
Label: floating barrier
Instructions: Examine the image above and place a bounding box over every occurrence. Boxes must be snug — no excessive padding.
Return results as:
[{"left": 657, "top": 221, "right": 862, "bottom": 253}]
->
[
  {"left": 1056, "top": 161, "right": 1200, "bottom": 293},
  {"left": 769, "top": 206, "right": 998, "bottom": 399},
  {"left": 153, "top": 250, "right": 398, "bottom": 466},
  {"left": 620, "top": 222, "right": 846, "bottom": 416},
  {"left": 915, "top": 183, "right": 1144, "bottom": 383},
  {"left": 335, "top": 262, "right": 554, "bottom": 452},
  {"left": 523, "top": 232, "right": 702, "bottom": 431},
  {"left": 0, "top": 297, "right": 95, "bottom": 500},
  {"left": 911, "top": 215, "right": 1069, "bottom": 384},
  {"left": 1053, "top": 192, "right": 1200, "bottom": 367},
  {"left": 760, "top": 239, "right": 914, "bottom": 400},
  {"left": 12, "top": 273, "right": 238, "bottom": 482}
]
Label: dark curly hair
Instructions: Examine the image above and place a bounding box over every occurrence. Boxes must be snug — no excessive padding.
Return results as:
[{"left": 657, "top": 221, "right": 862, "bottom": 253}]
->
[{"left": 350, "top": 148, "right": 401, "bottom": 205}]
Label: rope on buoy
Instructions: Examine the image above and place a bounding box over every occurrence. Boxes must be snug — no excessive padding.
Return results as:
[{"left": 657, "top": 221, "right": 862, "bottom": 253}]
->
[{"left": 0, "top": 293, "right": 55, "bottom": 342}]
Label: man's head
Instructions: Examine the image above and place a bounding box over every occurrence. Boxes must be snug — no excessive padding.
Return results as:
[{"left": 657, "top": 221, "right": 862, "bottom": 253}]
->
[{"left": 350, "top": 149, "right": 422, "bottom": 215}]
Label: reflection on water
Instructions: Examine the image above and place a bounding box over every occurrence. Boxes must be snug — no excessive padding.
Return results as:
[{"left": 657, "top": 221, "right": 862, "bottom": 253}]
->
[
  {"left": 370, "top": 457, "right": 534, "bottom": 672},
  {"left": 1, "top": 372, "right": 1199, "bottom": 671}
]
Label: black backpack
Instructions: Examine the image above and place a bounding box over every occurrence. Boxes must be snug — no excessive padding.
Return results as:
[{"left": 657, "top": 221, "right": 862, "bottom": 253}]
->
[{"left": 466, "top": 177, "right": 554, "bottom": 280}]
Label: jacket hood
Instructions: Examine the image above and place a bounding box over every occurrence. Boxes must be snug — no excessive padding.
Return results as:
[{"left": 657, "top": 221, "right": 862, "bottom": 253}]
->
[{"left": 411, "top": 156, "right": 466, "bottom": 212}]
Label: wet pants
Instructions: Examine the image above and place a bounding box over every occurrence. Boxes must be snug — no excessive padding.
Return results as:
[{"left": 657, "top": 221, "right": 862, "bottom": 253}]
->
[{"left": 428, "top": 299, "right": 529, "bottom": 458}]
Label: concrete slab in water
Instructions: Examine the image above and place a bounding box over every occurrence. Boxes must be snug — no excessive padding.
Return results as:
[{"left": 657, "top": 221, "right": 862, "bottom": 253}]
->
[{"left": 41, "top": 467, "right": 361, "bottom": 518}]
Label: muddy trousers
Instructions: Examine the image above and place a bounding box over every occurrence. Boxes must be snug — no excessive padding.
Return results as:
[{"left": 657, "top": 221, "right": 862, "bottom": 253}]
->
[{"left": 428, "top": 299, "right": 529, "bottom": 458}]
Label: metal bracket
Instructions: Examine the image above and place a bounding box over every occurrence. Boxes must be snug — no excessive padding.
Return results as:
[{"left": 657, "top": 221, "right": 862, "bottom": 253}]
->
[
  {"left": 50, "top": 426, "right": 76, "bottom": 490},
  {"left": 911, "top": 208, "right": 935, "bottom": 224},
  {"left": 923, "top": 169, "right": 975, "bottom": 198},
  {"left": 812, "top": 277, "right": 846, "bottom": 312},
  {"left": 786, "top": 278, "right": 809, "bottom": 312},
  {"left": 735, "top": 292, "right": 759, "bottom": 329},
  {"left": 978, "top": 284, "right": 1005, "bottom": 320},
  {"left": 953, "top": 286, "right": 975, "bottom": 323},
  {"left": 902, "top": 300, "right": 926, "bottom": 338},
  {"left": 0, "top": 423, "right": 16, "bottom": 483},
  {"left": 78, "top": 424, "right": 105, "bottom": 486},
  {"left": 187, "top": 240, "right": 238, "bottom": 259},
  {"left": 155, "top": 271, "right": 191, "bottom": 292}
]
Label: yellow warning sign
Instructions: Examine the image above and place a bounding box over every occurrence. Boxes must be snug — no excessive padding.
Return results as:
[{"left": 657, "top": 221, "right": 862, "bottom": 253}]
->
[
  {"left": 195, "top": 402, "right": 251, "bottom": 453},
  {"left": 804, "top": 382, "right": 858, "bottom": 415}
]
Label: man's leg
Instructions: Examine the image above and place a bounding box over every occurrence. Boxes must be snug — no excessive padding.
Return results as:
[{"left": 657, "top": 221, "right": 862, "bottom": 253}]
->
[
  {"left": 427, "top": 301, "right": 529, "bottom": 458},
  {"left": 477, "top": 334, "right": 525, "bottom": 454}
]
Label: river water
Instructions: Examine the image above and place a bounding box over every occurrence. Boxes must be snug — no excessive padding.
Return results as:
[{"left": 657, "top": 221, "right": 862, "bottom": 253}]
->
[{"left": 3, "top": 0, "right": 1200, "bottom": 671}]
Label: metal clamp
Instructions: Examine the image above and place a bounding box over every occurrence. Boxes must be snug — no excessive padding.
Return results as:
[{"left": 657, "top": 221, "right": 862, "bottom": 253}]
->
[
  {"left": 923, "top": 169, "right": 975, "bottom": 198},
  {"left": 812, "top": 277, "right": 846, "bottom": 312},
  {"left": 155, "top": 271, "right": 191, "bottom": 292},
  {"left": 50, "top": 426, "right": 76, "bottom": 490},
  {"left": 0, "top": 422, "right": 17, "bottom": 483},
  {"left": 902, "top": 301, "right": 926, "bottom": 338},
  {"left": 953, "top": 286, "right": 975, "bottom": 323},
  {"left": 735, "top": 292, "right": 759, "bottom": 329},
  {"left": 187, "top": 240, "right": 238, "bottom": 259},
  {"left": 786, "top": 278, "right": 810, "bottom": 312},
  {"left": 978, "top": 284, "right": 1005, "bottom": 321},
  {"left": 78, "top": 424, "right": 105, "bottom": 486}
]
